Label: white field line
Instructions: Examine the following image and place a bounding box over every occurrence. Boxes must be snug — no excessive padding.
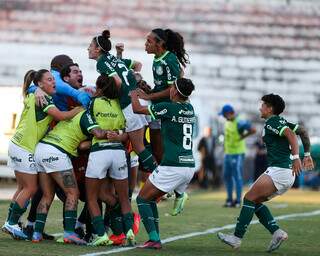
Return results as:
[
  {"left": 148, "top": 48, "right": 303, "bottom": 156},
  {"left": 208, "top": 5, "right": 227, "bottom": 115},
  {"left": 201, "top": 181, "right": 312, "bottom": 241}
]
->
[{"left": 79, "top": 209, "right": 320, "bottom": 256}]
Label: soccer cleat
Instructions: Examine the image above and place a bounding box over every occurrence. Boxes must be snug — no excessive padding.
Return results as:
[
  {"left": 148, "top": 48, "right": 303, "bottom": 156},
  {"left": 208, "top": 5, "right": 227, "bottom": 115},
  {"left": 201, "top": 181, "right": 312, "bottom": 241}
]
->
[
  {"left": 138, "top": 240, "right": 162, "bottom": 249},
  {"left": 267, "top": 229, "right": 288, "bottom": 252},
  {"left": 63, "top": 231, "right": 87, "bottom": 245},
  {"left": 23, "top": 225, "right": 34, "bottom": 240},
  {"left": 109, "top": 233, "right": 126, "bottom": 246},
  {"left": 32, "top": 231, "right": 43, "bottom": 243},
  {"left": 74, "top": 226, "right": 85, "bottom": 239},
  {"left": 172, "top": 193, "right": 188, "bottom": 216},
  {"left": 56, "top": 236, "right": 64, "bottom": 243},
  {"left": 88, "top": 233, "right": 113, "bottom": 246},
  {"left": 232, "top": 200, "right": 241, "bottom": 208},
  {"left": 2, "top": 222, "right": 10, "bottom": 235},
  {"left": 4, "top": 222, "right": 28, "bottom": 240},
  {"left": 132, "top": 212, "right": 141, "bottom": 235},
  {"left": 217, "top": 232, "right": 241, "bottom": 249},
  {"left": 126, "top": 229, "right": 136, "bottom": 246},
  {"left": 43, "top": 231, "right": 55, "bottom": 240}
]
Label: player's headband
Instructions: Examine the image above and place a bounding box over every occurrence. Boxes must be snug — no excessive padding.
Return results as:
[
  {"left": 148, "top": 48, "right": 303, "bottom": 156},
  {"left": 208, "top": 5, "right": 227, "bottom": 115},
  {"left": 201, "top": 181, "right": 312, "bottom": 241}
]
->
[
  {"left": 95, "top": 36, "right": 107, "bottom": 53},
  {"left": 175, "top": 80, "right": 188, "bottom": 98}
]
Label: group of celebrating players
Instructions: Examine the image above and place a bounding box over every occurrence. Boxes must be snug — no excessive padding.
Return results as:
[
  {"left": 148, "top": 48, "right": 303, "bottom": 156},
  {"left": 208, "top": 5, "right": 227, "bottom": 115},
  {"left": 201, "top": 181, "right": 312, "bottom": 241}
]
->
[{"left": 1, "top": 27, "right": 315, "bottom": 253}]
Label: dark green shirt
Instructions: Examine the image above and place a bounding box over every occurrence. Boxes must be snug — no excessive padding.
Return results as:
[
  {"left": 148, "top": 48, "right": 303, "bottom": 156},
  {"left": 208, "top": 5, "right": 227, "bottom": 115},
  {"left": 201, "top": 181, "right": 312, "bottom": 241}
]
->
[
  {"left": 152, "top": 51, "right": 180, "bottom": 104},
  {"left": 96, "top": 53, "right": 137, "bottom": 109},
  {"left": 148, "top": 101, "right": 195, "bottom": 167},
  {"left": 262, "top": 115, "right": 298, "bottom": 169}
]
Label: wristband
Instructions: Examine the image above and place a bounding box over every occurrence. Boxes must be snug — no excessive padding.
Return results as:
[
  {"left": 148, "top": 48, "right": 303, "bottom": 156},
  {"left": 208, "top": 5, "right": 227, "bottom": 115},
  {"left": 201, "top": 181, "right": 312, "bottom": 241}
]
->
[
  {"left": 304, "top": 152, "right": 311, "bottom": 157},
  {"left": 292, "top": 154, "right": 300, "bottom": 160}
]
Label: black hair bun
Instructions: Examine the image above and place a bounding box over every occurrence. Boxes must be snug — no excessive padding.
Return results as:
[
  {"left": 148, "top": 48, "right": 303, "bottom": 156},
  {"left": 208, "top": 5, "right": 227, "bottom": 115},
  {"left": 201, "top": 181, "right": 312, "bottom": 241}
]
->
[{"left": 102, "top": 30, "right": 110, "bottom": 39}]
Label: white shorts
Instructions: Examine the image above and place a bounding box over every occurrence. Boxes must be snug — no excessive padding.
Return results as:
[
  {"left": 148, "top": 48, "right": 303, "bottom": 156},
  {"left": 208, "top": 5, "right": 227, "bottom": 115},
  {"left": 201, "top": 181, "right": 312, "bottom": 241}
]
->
[
  {"left": 86, "top": 149, "right": 128, "bottom": 180},
  {"left": 264, "top": 166, "right": 295, "bottom": 197},
  {"left": 148, "top": 119, "right": 161, "bottom": 130},
  {"left": 123, "top": 103, "right": 148, "bottom": 132},
  {"left": 130, "top": 151, "right": 139, "bottom": 168},
  {"left": 7, "top": 141, "right": 37, "bottom": 174},
  {"left": 34, "top": 143, "right": 73, "bottom": 173},
  {"left": 149, "top": 165, "right": 196, "bottom": 194}
]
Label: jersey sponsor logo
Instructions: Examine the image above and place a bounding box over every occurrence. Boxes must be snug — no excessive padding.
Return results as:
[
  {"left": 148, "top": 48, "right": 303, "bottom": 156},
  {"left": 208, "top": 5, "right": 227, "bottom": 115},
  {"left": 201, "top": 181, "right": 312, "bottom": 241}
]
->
[
  {"left": 154, "top": 79, "right": 162, "bottom": 86},
  {"left": 279, "top": 119, "right": 286, "bottom": 124},
  {"left": 118, "top": 163, "right": 127, "bottom": 171},
  {"left": 266, "top": 124, "right": 279, "bottom": 134},
  {"left": 12, "top": 132, "right": 23, "bottom": 143},
  {"left": 156, "top": 66, "right": 163, "bottom": 75},
  {"left": 96, "top": 112, "right": 118, "bottom": 118},
  {"left": 178, "top": 155, "right": 195, "bottom": 163},
  {"left": 86, "top": 112, "right": 95, "bottom": 124},
  {"left": 42, "top": 156, "right": 59, "bottom": 163},
  {"left": 155, "top": 108, "right": 167, "bottom": 116},
  {"left": 104, "top": 61, "right": 115, "bottom": 71},
  {"left": 178, "top": 109, "right": 194, "bottom": 116},
  {"left": 10, "top": 156, "right": 22, "bottom": 163}
]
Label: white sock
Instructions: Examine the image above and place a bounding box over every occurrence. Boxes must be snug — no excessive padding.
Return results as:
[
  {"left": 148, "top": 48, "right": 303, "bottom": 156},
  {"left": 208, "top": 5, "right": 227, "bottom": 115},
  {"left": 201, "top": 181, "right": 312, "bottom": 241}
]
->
[
  {"left": 75, "top": 221, "right": 84, "bottom": 229},
  {"left": 26, "top": 221, "right": 35, "bottom": 227}
]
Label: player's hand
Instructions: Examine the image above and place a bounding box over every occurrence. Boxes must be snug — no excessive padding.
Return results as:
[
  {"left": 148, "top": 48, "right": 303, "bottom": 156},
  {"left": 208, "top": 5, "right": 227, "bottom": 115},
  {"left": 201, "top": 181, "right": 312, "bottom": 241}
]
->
[
  {"left": 137, "top": 80, "right": 152, "bottom": 94},
  {"left": 130, "top": 90, "right": 139, "bottom": 99},
  {"left": 302, "top": 156, "right": 314, "bottom": 171},
  {"left": 292, "top": 158, "right": 302, "bottom": 176},
  {"left": 72, "top": 106, "right": 84, "bottom": 115},
  {"left": 136, "top": 88, "right": 150, "bottom": 100},
  {"left": 116, "top": 43, "right": 124, "bottom": 57},
  {"left": 106, "top": 130, "right": 120, "bottom": 141},
  {"left": 35, "top": 87, "right": 48, "bottom": 107}
]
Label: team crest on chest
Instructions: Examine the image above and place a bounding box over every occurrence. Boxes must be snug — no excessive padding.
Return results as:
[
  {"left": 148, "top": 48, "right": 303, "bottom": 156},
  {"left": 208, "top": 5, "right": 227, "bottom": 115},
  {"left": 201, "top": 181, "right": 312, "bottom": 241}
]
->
[{"left": 156, "top": 66, "right": 163, "bottom": 75}]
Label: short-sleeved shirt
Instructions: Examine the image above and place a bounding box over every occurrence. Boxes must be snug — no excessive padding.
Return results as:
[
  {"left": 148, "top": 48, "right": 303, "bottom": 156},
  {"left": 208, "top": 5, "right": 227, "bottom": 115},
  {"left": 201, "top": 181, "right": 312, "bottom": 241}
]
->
[
  {"left": 11, "top": 93, "right": 55, "bottom": 153},
  {"left": 89, "top": 97, "right": 126, "bottom": 152},
  {"left": 41, "top": 110, "right": 99, "bottom": 157},
  {"left": 96, "top": 53, "right": 137, "bottom": 109},
  {"left": 262, "top": 115, "right": 298, "bottom": 168},
  {"left": 152, "top": 51, "right": 180, "bottom": 104},
  {"left": 148, "top": 101, "right": 196, "bottom": 167}
]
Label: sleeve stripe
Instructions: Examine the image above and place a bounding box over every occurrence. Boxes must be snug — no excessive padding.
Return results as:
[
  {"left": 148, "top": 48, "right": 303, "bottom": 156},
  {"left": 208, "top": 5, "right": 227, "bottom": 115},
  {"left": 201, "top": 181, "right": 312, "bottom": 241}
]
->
[
  {"left": 108, "top": 72, "right": 117, "bottom": 77},
  {"left": 293, "top": 124, "right": 299, "bottom": 132},
  {"left": 43, "top": 104, "right": 55, "bottom": 113},
  {"left": 129, "top": 60, "right": 134, "bottom": 69},
  {"left": 148, "top": 105, "right": 156, "bottom": 120},
  {"left": 87, "top": 124, "right": 100, "bottom": 131},
  {"left": 167, "top": 80, "right": 175, "bottom": 84},
  {"left": 279, "top": 126, "right": 289, "bottom": 136}
]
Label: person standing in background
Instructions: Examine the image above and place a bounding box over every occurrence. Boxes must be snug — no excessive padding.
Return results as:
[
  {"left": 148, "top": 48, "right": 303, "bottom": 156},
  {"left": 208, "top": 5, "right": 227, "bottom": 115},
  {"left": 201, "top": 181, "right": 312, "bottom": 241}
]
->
[
  {"left": 219, "top": 104, "right": 256, "bottom": 207},
  {"left": 197, "top": 127, "right": 216, "bottom": 189}
]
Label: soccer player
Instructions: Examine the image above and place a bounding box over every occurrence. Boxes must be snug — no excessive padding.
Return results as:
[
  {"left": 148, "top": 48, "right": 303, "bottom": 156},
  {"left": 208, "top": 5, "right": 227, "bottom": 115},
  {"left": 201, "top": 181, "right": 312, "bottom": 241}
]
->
[
  {"left": 139, "top": 28, "right": 190, "bottom": 214},
  {"left": 2, "top": 69, "right": 81, "bottom": 239},
  {"left": 218, "top": 93, "right": 314, "bottom": 252},
  {"left": 85, "top": 74, "right": 136, "bottom": 246},
  {"left": 31, "top": 95, "right": 112, "bottom": 245},
  {"left": 87, "top": 29, "right": 157, "bottom": 174},
  {"left": 131, "top": 78, "right": 196, "bottom": 249}
]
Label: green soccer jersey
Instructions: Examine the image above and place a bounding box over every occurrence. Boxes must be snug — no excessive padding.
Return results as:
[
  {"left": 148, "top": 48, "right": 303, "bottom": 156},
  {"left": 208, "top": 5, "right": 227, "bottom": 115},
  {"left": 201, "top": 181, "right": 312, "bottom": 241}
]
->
[
  {"left": 148, "top": 101, "right": 196, "bottom": 167},
  {"left": 96, "top": 53, "right": 137, "bottom": 109},
  {"left": 262, "top": 115, "right": 298, "bottom": 169},
  {"left": 152, "top": 51, "right": 180, "bottom": 104},
  {"left": 89, "top": 97, "right": 125, "bottom": 152},
  {"left": 11, "top": 93, "right": 55, "bottom": 153},
  {"left": 41, "top": 110, "right": 99, "bottom": 157}
]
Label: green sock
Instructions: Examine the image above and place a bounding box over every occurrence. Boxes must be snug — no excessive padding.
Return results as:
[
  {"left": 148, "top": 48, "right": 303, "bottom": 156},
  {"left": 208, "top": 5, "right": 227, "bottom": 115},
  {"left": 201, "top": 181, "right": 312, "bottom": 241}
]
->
[
  {"left": 123, "top": 212, "right": 134, "bottom": 234},
  {"left": 6, "top": 202, "right": 14, "bottom": 222},
  {"left": 34, "top": 213, "right": 47, "bottom": 233},
  {"left": 136, "top": 196, "right": 160, "bottom": 242},
  {"left": 138, "top": 149, "right": 157, "bottom": 172},
  {"left": 8, "top": 201, "right": 26, "bottom": 225},
  {"left": 234, "top": 198, "right": 256, "bottom": 238},
  {"left": 255, "top": 204, "right": 279, "bottom": 234},
  {"left": 92, "top": 215, "right": 105, "bottom": 236},
  {"left": 110, "top": 204, "right": 124, "bottom": 235},
  {"left": 150, "top": 201, "right": 159, "bottom": 235},
  {"left": 64, "top": 210, "right": 77, "bottom": 232}
]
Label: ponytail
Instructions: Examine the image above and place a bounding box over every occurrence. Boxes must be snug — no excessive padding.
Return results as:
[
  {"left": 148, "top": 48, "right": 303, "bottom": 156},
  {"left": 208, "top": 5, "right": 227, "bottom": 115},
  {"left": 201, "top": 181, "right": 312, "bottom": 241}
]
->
[
  {"left": 152, "top": 28, "right": 189, "bottom": 67},
  {"left": 22, "top": 70, "right": 36, "bottom": 98}
]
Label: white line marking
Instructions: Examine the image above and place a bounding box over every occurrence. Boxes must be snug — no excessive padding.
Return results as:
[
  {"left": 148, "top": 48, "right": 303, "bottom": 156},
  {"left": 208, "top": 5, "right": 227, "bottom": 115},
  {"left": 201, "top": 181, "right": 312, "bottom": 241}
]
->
[{"left": 79, "top": 209, "right": 320, "bottom": 256}]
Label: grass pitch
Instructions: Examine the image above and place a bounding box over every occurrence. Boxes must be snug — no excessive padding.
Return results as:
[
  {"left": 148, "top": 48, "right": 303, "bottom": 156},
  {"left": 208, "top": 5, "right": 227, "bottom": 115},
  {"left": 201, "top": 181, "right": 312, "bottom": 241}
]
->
[{"left": 0, "top": 188, "right": 319, "bottom": 256}]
